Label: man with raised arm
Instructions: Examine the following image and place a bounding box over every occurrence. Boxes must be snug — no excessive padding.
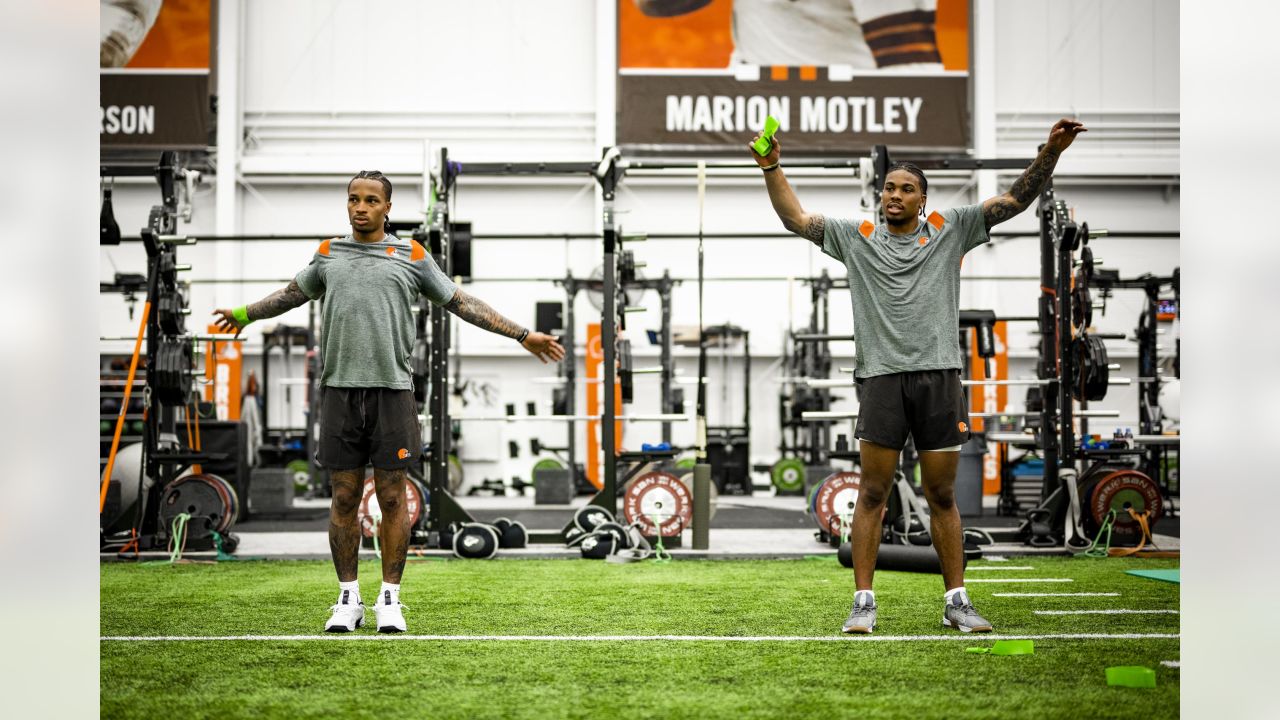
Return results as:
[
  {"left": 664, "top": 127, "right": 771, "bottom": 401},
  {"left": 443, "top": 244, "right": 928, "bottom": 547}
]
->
[
  {"left": 750, "top": 120, "right": 1086, "bottom": 633},
  {"left": 213, "top": 170, "right": 565, "bottom": 633}
]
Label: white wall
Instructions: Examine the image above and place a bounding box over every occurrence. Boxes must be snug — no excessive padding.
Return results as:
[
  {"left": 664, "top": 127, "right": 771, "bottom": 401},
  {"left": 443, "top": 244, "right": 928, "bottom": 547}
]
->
[{"left": 99, "top": 0, "right": 1180, "bottom": 485}]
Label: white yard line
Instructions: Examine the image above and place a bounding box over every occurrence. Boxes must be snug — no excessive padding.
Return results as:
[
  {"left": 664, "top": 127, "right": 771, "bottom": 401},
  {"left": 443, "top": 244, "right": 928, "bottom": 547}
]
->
[
  {"left": 966, "top": 566, "right": 1035, "bottom": 571},
  {"left": 1034, "top": 610, "right": 1178, "bottom": 615},
  {"left": 966, "top": 578, "right": 1074, "bottom": 583},
  {"left": 1161, "top": 661, "right": 1180, "bottom": 668},
  {"left": 100, "top": 632, "right": 1180, "bottom": 643},
  {"left": 993, "top": 593, "right": 1120, "bottom": 597}
]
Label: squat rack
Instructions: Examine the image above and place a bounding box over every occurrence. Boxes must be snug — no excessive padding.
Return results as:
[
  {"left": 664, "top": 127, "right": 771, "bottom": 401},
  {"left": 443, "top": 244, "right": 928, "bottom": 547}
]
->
[
  {"left": 420, "top": 149, "right": 635, "bottom": 546},
  {"left": 416, "top": 147, "right": 1036, "bottom": 548}
]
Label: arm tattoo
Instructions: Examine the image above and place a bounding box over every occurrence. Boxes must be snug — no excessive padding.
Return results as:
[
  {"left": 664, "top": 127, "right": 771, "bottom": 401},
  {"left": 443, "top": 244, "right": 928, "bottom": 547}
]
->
[
  {"left": 1009, "top": 146, "right": 1060, "bottom": 205},
  {"left": 982, "top": 197, "right": 1021, "bottom": 229},
  {"left": 984, "top": 146, "right": 1061, "bottom": 230},
  {"left": 801, "top": 214, "right": 826, "bottom": 248},
  {"left": 784, "top": 214, "right": 826, "bottom": 248},
  {"left": 445, "top": 289, "right": 526, "bottom": 340},
  {"left": 246, "top": 279, "right": 309, "bottom": 321}
]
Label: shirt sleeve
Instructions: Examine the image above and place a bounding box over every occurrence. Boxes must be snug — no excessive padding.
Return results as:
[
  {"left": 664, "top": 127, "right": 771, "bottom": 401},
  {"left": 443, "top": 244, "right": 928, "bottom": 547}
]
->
[
  {"left": 417, "top": 252, "right": 458, "bottom": 306},
  {"left": 294, "top": 256, "right": 326, "bottom": 300},
  {"left": 822, "top": 216, "right": 859, "bottom": 264},
  {"left": 945, "top": 204, "right": 991, "bottom": 253}
]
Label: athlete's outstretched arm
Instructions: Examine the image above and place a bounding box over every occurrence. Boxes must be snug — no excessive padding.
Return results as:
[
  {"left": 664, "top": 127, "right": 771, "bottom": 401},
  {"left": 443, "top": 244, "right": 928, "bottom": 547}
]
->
[
  {"left": 212, "top": 280, "right": 310, "bottom": 337},
  {"left": 747, "top": 134, "right": 826, "bottom": 249},
  {"left": 982, "top": 119, "right": 1087, "bottom": 230},
  {"left": 444, "top": 289, "right": 566, "bottom": 364}
]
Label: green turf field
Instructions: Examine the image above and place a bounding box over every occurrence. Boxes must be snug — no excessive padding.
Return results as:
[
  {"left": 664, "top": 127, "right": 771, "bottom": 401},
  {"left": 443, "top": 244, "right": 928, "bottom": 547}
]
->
[{"left": 101, "top": 556, "right": 1180, "bottom": 719}]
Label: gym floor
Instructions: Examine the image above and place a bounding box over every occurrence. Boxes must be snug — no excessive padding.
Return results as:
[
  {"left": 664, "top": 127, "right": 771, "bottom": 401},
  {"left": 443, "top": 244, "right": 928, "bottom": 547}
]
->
[
  {"left": 140, "top": 493, "right": 1180, "bottom": 560},
  {"left": 101, "top": 555, "right": 1180, "bottom": 719}
]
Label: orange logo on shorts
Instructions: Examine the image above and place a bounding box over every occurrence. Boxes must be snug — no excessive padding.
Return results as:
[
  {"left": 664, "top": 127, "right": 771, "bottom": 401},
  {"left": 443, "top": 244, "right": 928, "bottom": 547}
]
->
[
  {"left": 397, "top": 448, "right": 409, "bottom": 459},
  {"left": 958, "top": 421, "right": 968, "bottom": 432}
]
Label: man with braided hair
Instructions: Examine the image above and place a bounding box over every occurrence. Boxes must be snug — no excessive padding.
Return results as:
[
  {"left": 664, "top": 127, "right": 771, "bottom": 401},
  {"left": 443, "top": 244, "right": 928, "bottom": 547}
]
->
[
  {"left": 751, "top": 120, "right": 1086, "bottom": 633},
  {"left": 213, "top": 171, "right": 564, "bottom": 633}
]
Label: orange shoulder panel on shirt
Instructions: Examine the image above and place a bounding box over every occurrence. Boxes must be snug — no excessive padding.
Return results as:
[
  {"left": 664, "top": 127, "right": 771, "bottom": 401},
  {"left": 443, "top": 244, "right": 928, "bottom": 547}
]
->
[
  {"left": 318, "top": 238, "right": 334, "bottom": 256},
  {"left": 927, "top": 211, "right": 945, "bottom": 231},
  {"left": 858, "top": 220, "right": 875, "bottom": 238},
  {"left": 410, "top": 240, "right": 427, "bottom": 262}
]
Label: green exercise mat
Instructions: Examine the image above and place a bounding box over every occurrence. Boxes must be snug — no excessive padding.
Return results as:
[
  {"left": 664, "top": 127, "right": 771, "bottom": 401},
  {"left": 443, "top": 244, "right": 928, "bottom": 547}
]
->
[
  {"left": 1125, "top": 569, "right": 1180, "bottom": 584},
  {"left": 966, "top": 640, "right": 1034, "bottom": 656},
  {"left": 1106, "top": 666, "right": 1157, "bottom": 688}
]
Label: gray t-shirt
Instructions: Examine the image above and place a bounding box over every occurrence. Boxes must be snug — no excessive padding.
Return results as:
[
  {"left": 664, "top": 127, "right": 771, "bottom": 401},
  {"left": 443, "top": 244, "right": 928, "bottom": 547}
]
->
[
  {"left": 295, "top": 234, "right": 457, "bottom": 390},
  {"left": 822, "top": 204, "right": 989, "bottom": 379}
]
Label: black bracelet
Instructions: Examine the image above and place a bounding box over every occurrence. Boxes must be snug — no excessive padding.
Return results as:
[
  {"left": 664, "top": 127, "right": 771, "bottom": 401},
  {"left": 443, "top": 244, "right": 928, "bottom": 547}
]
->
[
  {"left": 762, "top": 163, "right": 780, "bottom": 172},
  {"left": 517, "top": 329, "right": 529, "bottom": 344}
]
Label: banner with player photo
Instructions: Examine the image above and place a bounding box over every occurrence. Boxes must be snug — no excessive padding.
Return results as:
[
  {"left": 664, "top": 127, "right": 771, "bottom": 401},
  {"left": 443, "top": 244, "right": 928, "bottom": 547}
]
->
[
  {"left": 100, "top": 0, "right": 213, "bottom": 149},
  {"left": 618, "top": 0, "right": 971, "bottom": 153}
]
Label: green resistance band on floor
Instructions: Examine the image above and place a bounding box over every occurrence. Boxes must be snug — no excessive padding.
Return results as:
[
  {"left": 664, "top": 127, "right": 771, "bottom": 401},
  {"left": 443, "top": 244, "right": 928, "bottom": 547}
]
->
[
  {"left": 648, "top": 514, "right": 671, "bottom": 564},
  {"left": 168, "top": 513, "right": 191, "bottom": 563},
  {"left": 1080, "top": 509, "right": 1117, "bottom": 558},
  {"left": 209, "top": 530, "right": 261, "bottom": 562}
]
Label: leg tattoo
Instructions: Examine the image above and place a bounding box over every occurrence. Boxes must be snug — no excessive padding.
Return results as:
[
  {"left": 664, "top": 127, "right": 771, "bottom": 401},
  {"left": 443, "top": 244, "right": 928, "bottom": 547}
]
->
[
  {"left": 373, "top": 467, "right": 410, "bottom": 584},
  {"left": 328, "top": 468, "right": 364, "bottom": 582}
]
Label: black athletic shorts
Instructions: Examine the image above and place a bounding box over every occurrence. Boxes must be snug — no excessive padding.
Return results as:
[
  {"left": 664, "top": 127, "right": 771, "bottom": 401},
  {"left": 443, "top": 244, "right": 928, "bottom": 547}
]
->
[
  {"left": 317, "top": 387, "right": 421, "bottom": 470},
  {"left": 854, "top": 369, "right": 971, "bottom": 452}
]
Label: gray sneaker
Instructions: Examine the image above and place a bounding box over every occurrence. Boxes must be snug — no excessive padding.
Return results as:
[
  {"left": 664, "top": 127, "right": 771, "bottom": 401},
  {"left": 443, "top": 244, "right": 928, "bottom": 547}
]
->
[
  {"left": 942, "top": 590, "right": 993, "bottom": 633},
  {"left": 842, "top": 592, "right": 877, "bottom": 634}
]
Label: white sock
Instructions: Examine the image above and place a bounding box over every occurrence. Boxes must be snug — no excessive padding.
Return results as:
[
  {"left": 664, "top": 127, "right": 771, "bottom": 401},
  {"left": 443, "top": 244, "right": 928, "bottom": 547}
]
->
[
  {"left": 338, "top": 580, "right": 361, "bottom": 604},
  {"left": 380, "top": 581, "right": 400, "bottom": 603},
  {"left": 854, "top": 589, "right": 875, "bottom": 605},
  {"left": 945, "top": 587, "right": 968, "bottom": 603}
]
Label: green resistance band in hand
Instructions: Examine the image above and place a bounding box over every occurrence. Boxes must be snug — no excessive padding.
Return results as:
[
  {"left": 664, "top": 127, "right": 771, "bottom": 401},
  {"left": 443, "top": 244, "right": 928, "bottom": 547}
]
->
[
  {"left": 752, "top": 115, "right": 781, "bottom": 156},
  {"left": 232, "top": 306, "right": 252, "bottom": 327}
]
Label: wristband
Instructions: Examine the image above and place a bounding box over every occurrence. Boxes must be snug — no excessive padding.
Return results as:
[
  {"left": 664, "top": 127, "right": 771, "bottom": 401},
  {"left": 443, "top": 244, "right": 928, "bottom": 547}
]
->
[
  {"left": 761, "top": 162, "right": 780, "bottom": 172},
  {"left": 232, "top": 306, "right": 252, "bottom": 327},
  {"left": 517, "top": 328, "right": 529, "bottom": 344}
]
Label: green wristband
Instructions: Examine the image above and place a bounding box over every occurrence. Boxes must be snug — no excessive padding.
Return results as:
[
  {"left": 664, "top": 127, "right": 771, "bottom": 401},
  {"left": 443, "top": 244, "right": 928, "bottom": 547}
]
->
[{"left": 232, "top": 306, "right": 252, "bottom": 326}]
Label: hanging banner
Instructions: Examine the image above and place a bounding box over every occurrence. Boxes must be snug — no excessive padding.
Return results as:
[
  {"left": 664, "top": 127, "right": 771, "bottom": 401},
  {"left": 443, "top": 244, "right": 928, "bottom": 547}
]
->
[
  {"left": 618, "top": 0, "right": 971, "bottom": 153},
  {"left": 100, "top": 0, "right": 213, "bottom": 149},
  {"left": 204, "top": 325, "right": 243, "bottom": 421},
  {"left": 968, "top": 321, "right": 1008, "bottom": 495}
]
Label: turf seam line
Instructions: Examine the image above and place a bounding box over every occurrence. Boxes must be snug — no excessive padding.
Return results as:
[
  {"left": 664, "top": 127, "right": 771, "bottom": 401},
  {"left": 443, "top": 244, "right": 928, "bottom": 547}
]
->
[
  {"left": 1033, "top": 609, "right": 1179, "bottom": 615},
  {"left": 992, "top": 593, "right": 1121, "bottom": 597},
  {"left": 965, "top": 578, "right": 1074, "bottom": 583},
  {"left": 98, "top": 633, "right": 1181, "bottom": 643}
]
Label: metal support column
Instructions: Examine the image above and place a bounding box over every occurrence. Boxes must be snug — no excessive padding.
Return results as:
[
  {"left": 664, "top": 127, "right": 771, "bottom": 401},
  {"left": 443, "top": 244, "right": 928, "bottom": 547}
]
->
[
  {"left": 426, "top": 148, "right": 474, "bottom": 543},
  {"left": 659, "top": 271, "right": 674, "bottom": 444}
]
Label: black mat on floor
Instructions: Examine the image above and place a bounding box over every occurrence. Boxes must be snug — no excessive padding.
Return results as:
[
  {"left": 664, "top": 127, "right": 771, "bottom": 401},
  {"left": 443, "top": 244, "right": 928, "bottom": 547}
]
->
[
  {"left": 234, "top": 508, "right": 330, "bottom": 533},
  {"left": 231, "top": 505, "right": 1178, "bottom": 538},
  {"left": 234, "top": 505, "right": 816, "bottom": 532}
]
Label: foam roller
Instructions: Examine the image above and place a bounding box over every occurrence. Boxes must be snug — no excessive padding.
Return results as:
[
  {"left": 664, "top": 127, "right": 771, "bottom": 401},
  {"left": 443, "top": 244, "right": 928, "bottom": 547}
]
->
[{"left": 837, "top": 542, "right": 978, "bottom": 572}]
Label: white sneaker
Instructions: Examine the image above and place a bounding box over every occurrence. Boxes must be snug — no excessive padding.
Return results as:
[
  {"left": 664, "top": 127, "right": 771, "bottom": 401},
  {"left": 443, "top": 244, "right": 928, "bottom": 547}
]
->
[
  {"left": 373, "top": 588, "right": 408, "bottom": 633},
  {"left": 324, "top": 589, "right": 365, "bottom": 633}
]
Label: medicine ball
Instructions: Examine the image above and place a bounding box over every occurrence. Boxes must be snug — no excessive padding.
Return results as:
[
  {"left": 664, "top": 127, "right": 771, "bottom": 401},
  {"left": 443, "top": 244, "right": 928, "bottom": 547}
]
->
[
  {"left": 579, "top": 532, "right": 616, "bottom": 559},
  {"left": 591, "top": 521, "right": 632, "bottom": 550},
  {"left": 573, "top": 505, "right": 614, "bottom": 533},
  {"left": 452, "top": 523, "right": 499, "bottom": 559},
  {"left": 497, "top": 519, "right": 527, "bottom": 549}
]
